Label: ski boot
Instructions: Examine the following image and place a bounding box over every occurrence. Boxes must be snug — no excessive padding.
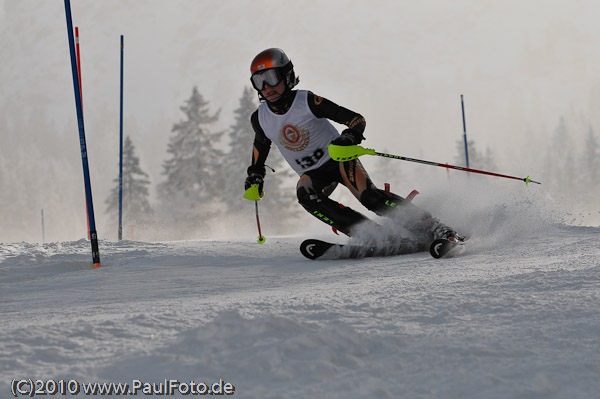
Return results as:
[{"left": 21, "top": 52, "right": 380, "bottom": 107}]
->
[{"left": 431, "top": 220, "right": 466, "bottom": 244}]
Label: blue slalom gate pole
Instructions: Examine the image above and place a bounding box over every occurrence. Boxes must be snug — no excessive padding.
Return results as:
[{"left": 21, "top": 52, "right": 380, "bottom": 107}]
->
[
  {"left": 64, "top": 0, "right": 101, "bottom": 268},
  {"left": 461, "top": 94, "right": 470, "bottom": 168},
  {"left": 118, "top": 35, "right": 124, "bottom": 241}
]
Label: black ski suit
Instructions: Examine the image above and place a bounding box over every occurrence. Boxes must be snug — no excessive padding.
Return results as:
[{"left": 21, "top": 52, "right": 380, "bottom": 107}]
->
[{"left": 248, "top": 90, "right": 441, "bottom": 248}]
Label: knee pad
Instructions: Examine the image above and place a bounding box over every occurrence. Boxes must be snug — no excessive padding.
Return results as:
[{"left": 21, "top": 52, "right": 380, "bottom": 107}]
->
[
  {"left": 297, "top": 185, "right": 320, "bottom": 207},
  {"left": 360, "top": 188, "right": 406, "bottom": 214},
  {"left": 297, "top": 186, "right": 373, "bottom": 236}
]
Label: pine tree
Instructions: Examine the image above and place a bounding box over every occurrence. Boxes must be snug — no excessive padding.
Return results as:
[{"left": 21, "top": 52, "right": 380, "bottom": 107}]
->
[
  {"left": 157, "top": 87, "right": 224, "bottom": 236},
  {"left": 453, "top": 138, "right": 497, "bottom": 179},
  {"left": 105, "top": 136, "right": 153, "bottom": 235},
  {"left": 222, "top": 86, "right": 256, "bottom": 211},
  {"left": 562, "top": 147, "right": 577, "bottom": 192},
  {"left": 454, "top": 138, "right": 480, "bottom": 168},
  {"left": 482, "top": 145, "right": 497, "bottom": 171},
  {"left": 580, "top": 126, "right": 599, "bottom": 188},
  {"left": 577, "top": 126, "right": 600, "bottom": 222},
  {"left": 544, "top": 116, "right": 575, "bottom": 193}
]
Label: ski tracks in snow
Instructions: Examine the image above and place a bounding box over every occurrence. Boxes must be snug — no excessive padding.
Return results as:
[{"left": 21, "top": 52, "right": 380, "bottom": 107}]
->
[{"left": 1, "top": 225, "right": 599, "bottom": 398}]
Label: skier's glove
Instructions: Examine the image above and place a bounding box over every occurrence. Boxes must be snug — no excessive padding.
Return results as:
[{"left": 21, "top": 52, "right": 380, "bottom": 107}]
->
[
  {"left": 245, "top": 173, "right": 264, "bottom": 193},
  {"left": 331, "top": 129, "right": 364, "bottom": 146}
]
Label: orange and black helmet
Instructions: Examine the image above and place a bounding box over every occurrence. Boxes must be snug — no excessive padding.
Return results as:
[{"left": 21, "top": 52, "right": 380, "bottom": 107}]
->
[{"left": 250, "top": 48, "right": 299, "bottom": 92}]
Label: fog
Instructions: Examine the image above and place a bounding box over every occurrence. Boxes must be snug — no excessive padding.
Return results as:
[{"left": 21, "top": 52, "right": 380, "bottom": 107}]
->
[{"left": 1, "top": 0, "right": 599, "bottom": 242}]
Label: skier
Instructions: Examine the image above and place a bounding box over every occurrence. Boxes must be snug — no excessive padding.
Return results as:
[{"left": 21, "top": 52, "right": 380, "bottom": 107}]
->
[{"left": 244, "top": 48, "right": 463, "bottom": 251}]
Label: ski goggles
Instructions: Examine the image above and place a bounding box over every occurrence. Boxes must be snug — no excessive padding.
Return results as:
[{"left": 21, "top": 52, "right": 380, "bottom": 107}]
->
[{"left": 251, "top": 68, "right": 283, "bottom": 91}]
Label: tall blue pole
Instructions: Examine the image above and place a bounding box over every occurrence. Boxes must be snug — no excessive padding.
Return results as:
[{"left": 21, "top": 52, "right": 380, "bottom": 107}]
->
[
  {"left": 461, "top": 94, "right": 470, "bottom": 168},
  {"left": 118, "top": 35, "right": 124, "bottom": 241},
  {"left": 64, "top": 0, "right": 101, "bottom": 268}
]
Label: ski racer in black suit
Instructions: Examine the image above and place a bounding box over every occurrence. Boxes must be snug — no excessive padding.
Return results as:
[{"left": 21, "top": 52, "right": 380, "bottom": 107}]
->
[{"left": 245, "top": 48, "right": 462, "bottom": 250}]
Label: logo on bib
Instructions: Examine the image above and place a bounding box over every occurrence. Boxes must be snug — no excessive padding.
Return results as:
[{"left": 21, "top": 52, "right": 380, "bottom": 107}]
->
[{"left": 279, "top": 124, "right": 310, "bottom": 152}]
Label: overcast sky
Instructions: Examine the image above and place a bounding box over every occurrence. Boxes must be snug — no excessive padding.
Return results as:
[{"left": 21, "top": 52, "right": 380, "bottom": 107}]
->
[{"left": 1, "top": 0, "right": 599, "bottom": 241}]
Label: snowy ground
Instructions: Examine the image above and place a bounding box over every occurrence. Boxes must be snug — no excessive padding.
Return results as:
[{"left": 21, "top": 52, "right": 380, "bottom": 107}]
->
[{"left": 1, "top": 193, "right": 599, "bottom": 398}]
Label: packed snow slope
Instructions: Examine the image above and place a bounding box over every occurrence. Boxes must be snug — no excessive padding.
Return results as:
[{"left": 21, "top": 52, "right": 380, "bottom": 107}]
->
[{"left": 1, "top": 192, "right": 599, "bottom": 398}]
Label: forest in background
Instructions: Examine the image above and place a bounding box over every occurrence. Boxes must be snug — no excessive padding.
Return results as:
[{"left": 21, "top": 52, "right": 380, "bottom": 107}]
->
[
  {"left": 2, "top": 2, "right": 600, "bottom": 243},
  {"left": 2, "top": 83, "right": 598, "bottom": 243}
]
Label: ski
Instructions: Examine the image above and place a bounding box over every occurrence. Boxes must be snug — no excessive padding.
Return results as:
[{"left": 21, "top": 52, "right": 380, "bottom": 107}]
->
[
  {"left": 301, "top": 237, "right": 468, "bottom": 260},
  {"left": 300, "top": 238, "right": 422, "bottom": 260},
  {"left": 300, "top": 239, "right": 372, "bottom": 260},
  {"left": 429, "top": 238, "right": 467, "bottom": 259}
]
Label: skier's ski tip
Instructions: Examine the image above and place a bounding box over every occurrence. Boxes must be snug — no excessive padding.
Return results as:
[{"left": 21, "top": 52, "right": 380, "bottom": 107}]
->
[
  {"left": 300, "top": 239, "right": 336, "bottom": 260},
  {"left": 430, "top": 237, "right": 465, "bottom": 258}
]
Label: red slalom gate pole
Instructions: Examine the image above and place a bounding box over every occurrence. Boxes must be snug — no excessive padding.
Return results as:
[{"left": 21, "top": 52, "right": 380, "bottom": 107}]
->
[{"left": 75, "top": 27, "right": 83, "bottom": 113}]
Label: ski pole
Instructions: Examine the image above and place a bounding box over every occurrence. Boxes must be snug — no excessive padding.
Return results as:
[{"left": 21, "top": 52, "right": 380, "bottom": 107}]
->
[
  {"left": 329, "top": 144, "right": 541, "bottom": 185},
  {"left": 243, "top": 183, "right": 266, "bottom": 243},
  {"left": 254, "top": 201, "right": 266, "bottom": 244}
]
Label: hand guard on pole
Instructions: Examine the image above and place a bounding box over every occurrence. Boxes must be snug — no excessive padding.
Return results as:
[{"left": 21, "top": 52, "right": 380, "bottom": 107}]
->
[
  {"left": 243, "top": 174, "right": 264, "bottom": 201},
  {"left": 242, "top": 168, "right": 266, "bottom": 244}
]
